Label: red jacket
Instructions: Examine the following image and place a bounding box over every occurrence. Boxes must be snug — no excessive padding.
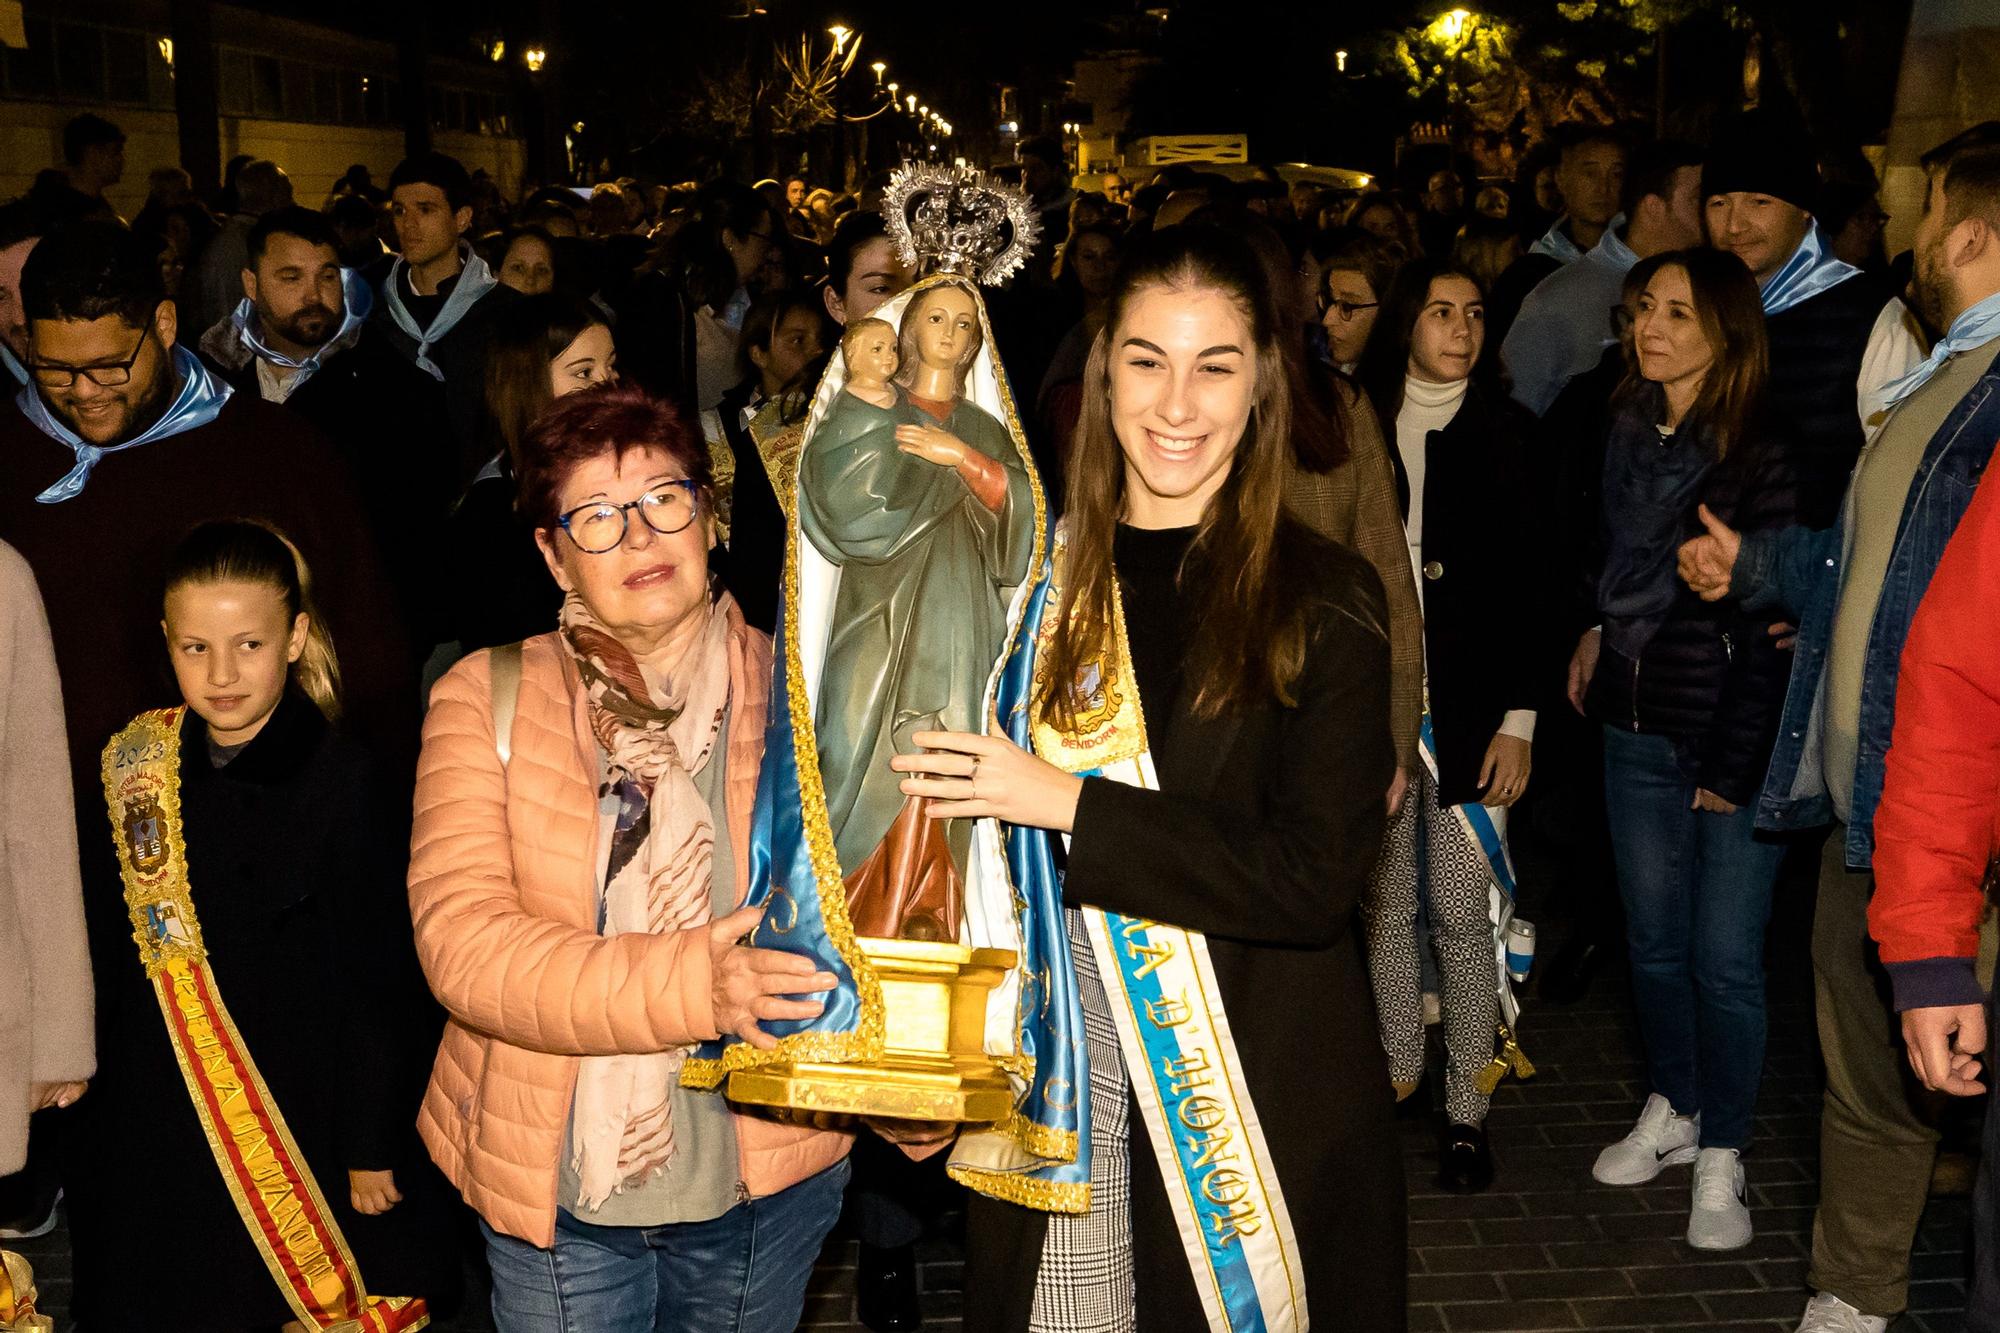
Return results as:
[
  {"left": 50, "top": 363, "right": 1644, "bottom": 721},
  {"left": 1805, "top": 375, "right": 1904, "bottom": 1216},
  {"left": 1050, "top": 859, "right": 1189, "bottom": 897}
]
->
[{"left": 1869, "top": 455, "right": 2000, "bottom": 1011}]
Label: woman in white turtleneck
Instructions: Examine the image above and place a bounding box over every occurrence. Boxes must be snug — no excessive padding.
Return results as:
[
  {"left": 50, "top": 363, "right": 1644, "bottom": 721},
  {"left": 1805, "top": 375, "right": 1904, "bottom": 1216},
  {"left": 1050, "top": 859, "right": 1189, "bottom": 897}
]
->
[{"left": 1356, "top": 257, "right": 1541, "bottom": 1196}]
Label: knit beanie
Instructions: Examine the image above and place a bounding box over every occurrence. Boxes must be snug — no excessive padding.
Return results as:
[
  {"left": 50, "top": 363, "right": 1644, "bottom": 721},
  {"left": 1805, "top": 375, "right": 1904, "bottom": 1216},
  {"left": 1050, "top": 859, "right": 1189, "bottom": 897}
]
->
[{"left": 1701, "top": 108, "right": 1821, "bottom": 213}]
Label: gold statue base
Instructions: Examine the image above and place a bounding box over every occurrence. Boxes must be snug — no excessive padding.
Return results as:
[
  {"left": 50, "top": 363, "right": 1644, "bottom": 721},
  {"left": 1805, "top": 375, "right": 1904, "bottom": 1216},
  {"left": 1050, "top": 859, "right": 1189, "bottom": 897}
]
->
[{"left": 727, "top": 936, "right": 1019, "bottom": 1122}]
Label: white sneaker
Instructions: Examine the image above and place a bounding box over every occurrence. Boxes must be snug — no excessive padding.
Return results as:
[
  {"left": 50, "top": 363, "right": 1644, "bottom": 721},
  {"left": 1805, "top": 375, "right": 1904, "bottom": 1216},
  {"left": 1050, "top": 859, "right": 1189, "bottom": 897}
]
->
[
  {"left": 1795, "top": 1291, "right": 1890, "bottom": 1333},
  {"left": 1687, "top": 1147, "right": 1752, "bottom": 1250},
  {"left": 1591, "top": 1093, "right": 1699, "bottom": 1185}
]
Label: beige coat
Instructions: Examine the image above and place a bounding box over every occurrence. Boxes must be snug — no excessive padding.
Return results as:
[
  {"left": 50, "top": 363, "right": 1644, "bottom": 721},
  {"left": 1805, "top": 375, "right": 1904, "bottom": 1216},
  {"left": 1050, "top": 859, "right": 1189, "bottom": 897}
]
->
[
  {"left": 410, "top": 614, "right": 851, "bottom": 1247},
  {"left": 1283, "top": 381, "right": 1424, "bottom": 771},
  {"left": 0, "top": 540, "right": 93, "bottom": 1175}
]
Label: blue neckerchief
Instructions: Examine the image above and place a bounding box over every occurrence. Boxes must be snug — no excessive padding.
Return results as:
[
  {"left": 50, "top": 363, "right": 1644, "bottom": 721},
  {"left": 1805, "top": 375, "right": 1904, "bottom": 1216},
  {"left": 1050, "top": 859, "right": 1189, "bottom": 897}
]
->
[
  {"left": 0, "top": 342, "right": 24, "bottom": 388},
  {"left": 1759, "top": 221, "right": 1861, "bottom": 318},
  {"left": 228, "top": 268, "right": 372, "bottom": 393},
  {"left": 1594, "top": 217, "right": 1637, "bottom": 269},
  {"left": 1876, "top": 290, "right": 2000, "bottom": 411},
  {"left": 718, "top": 285, "right": 753, "bottom": 333},
  {"left": 1528, "top": 217, "right": 1585, "bottom": 265},
  {"left": 18, "top": 344, "right": 234, "bottom": 504},
  {"left": 381, "top": 243, "right": 496, "bottom": 380}
]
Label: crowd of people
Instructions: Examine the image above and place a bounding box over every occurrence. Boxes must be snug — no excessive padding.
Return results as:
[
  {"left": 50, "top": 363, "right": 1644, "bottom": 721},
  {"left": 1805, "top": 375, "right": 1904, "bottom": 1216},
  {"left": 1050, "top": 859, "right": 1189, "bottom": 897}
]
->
[{"left": 0, "top": 97, "right": 1997, "bottom": 1333}]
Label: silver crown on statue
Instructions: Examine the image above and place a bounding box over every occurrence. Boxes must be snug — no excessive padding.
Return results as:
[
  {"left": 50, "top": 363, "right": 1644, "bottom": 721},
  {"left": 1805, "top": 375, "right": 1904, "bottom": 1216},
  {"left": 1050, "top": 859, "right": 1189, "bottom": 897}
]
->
[{"left": 882, "top": 162, "right": 1041, "bottom": 287}]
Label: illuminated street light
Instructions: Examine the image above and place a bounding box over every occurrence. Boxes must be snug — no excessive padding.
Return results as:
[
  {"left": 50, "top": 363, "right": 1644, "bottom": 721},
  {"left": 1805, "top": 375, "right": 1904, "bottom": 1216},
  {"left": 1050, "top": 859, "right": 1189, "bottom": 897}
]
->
[
  {"left": 919, "top": 104, "right": 929, "bottom": 117},
  {"left": 1335, "top": 48, "right": 1348, "bottom": 73},
  {"left": 828, "top": 23, "right": 852, "bottom": 53},
  {"left": 524, "top": 46, "right": 547, "bottom": 72},
  {"left": 907, "top": 93, "right": 918, "bottom": 113},
  {"left": 887, "top": 80, "right": 899, "bottom": 96},
  {"left": 1437, "top": 7, "right": 1471, "bottom": 41},
  {"left": 871, "top": 60, "right": 886, "bottom": 83}
]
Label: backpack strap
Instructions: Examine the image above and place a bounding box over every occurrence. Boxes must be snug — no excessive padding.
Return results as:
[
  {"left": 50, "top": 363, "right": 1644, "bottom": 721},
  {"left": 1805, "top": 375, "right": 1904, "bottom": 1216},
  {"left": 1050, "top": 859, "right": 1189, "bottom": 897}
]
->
[{"left": 489, "top": 641, "right": 524, "bottom": 769}]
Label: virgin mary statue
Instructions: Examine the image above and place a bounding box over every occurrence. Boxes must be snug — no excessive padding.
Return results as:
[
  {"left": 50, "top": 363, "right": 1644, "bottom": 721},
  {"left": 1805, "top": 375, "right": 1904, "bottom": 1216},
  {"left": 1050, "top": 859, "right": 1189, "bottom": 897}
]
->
[
  {"left": 799, "top": 278, "right": 1035, "bottom": 941},
  {"left": 684, "top": 169, "right": 1090, "bottom": 1188}
]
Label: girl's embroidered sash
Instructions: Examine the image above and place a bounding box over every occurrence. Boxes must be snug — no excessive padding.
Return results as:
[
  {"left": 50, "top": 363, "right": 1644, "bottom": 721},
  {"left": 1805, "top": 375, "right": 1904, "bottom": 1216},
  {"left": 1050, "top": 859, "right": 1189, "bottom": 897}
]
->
[{"left": 102, "top": 708, "right": 427, "bottom": 1333}]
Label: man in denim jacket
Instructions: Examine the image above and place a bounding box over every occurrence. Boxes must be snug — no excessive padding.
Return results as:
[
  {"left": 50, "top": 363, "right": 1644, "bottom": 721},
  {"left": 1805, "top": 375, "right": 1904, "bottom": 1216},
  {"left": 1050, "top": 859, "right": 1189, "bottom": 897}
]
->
[{"left": 1678, "top": 127, "right": 2000, "bottom": 1333}]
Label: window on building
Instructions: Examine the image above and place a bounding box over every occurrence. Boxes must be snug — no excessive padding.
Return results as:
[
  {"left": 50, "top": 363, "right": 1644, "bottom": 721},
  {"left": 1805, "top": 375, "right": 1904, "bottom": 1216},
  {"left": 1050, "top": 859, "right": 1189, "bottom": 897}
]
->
[
  {"left": 312, "top": 67, "right": 338, "bottom": 122},
  {"left": 54, "top": 22, "right": 104, "bottom": 100},
  {"left": 103, "top": 29, "right": 149, "bottom": 103},
  {"left": 0, "top": 16, "right": 57, "bottom": 98},
  {"left": 219, "top": 49, "right": 252, "bottom": 115},
  {"left": 250, "top": 54, "right": 281, "bottom": 118}
]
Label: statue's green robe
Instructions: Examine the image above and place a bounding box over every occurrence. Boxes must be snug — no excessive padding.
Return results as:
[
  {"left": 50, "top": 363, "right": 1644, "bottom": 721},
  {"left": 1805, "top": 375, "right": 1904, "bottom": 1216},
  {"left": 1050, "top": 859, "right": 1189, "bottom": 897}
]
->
[{"left": 800, "top": 387, "right": 1036, "bottom": 877}]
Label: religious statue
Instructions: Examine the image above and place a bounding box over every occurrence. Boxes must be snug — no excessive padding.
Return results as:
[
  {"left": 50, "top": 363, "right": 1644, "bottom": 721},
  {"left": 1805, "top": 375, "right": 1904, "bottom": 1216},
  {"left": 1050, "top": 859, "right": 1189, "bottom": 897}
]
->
[
  {"left": 800, "top": 295, "right": 1035, "bottom": 941},
  {"left": 683, "top": 162, "right": 1066, "bottom": 1128}
]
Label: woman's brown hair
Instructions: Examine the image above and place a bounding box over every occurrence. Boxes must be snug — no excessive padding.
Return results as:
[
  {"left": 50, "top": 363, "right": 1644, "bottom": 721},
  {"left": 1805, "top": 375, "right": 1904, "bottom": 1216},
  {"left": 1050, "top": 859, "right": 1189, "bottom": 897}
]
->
[
  {"left": 483, "top": 291, "right": 612, "bottom": 476},
  {"left": 163, "top": 520, "right": 343, "bottom": 722},
  {"left": 1039, "top": 225, "right": 1309, "bottom": 730},
  {"left": 1619, "top": 247, "right": 1769, "bottom": 457}
]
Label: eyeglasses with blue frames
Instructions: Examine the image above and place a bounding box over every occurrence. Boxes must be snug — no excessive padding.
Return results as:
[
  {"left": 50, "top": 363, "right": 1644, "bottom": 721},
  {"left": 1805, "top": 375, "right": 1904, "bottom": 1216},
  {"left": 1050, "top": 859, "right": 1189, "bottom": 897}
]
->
[{"left": 557, "top": 480, "right": 704, "bottom": 553}]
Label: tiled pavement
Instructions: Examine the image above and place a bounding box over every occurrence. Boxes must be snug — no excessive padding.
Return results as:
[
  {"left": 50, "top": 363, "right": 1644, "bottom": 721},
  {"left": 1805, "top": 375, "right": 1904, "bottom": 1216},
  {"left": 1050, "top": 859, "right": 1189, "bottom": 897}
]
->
[{"left": 10, "top": 892, "right": 1979, "bottom": 1331}]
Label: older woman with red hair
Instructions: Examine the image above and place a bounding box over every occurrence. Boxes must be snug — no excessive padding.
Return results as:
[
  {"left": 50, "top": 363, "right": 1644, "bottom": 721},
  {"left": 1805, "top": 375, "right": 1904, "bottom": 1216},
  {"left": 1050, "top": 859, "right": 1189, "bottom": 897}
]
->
[{"left": 408, "top": 386, "right": 852, "bottom": 1332}]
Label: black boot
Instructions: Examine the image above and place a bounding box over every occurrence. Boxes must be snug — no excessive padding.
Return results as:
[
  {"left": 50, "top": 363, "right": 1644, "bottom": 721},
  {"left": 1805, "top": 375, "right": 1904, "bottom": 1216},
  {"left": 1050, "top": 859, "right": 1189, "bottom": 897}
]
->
[
  {"left": 857, "top": 1241, "right": 923, "bottom": 1333},
  {"left": 1436, "top": 1122, "right": 1494, "bottom": 1193}
]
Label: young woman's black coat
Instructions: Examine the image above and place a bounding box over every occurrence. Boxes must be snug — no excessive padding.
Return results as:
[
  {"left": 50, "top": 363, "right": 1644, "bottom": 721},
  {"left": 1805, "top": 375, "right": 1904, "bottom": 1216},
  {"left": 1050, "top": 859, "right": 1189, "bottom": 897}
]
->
[
  {"left": 64, "top": 693, "right": 461, "bottom": 1330},
  {"left": 1385, "top": 379, "right": 1542, "bottom": 805},
  {"left": 964, "top": 521, "right": 1406, "bottom": 1333}
]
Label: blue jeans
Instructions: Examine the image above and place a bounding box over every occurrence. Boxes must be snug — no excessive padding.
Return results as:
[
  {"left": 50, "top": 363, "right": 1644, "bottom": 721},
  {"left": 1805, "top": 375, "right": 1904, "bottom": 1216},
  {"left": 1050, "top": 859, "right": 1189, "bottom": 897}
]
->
[
  {"left": 481, "top": 1157, "right": 850, "bottom": 1333},
  {"left": 1602, "top": 727, "right": 1784, "bottom": 1149}
]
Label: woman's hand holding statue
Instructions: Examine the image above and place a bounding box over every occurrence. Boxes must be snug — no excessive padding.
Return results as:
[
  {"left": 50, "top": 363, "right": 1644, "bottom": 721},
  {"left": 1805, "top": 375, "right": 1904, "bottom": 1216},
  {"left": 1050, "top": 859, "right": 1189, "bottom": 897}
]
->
[
  {"left": 891, "top": 730, "right": 1084, "bottom": 834},
  {"left": 706, "top": 905, "right": 838, "bottom": 1049}
]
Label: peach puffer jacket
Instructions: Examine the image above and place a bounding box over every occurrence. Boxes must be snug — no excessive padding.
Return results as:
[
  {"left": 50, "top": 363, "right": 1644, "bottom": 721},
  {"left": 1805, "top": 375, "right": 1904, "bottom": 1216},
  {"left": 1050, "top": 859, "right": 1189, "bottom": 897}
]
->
[{"left": 409, "top": 617, "right": 852, "bottom": 1247}]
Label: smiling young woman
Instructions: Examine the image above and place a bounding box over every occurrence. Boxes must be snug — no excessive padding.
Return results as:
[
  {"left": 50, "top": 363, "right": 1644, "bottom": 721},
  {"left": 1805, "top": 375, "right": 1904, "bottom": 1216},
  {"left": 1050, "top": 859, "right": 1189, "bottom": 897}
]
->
[{"left": 895, "top": 225, "right": 1406, "bottom": 1332}]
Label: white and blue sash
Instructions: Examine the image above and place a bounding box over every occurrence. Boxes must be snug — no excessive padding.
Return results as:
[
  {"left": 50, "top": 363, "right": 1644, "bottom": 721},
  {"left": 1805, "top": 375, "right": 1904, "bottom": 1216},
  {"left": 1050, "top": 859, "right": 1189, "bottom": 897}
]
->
[
  {"left": 1032, "top": 532, "right": 1308, "bottom": 1332},
  {"left": 1416, "top": 713, "right": 1534, "bottom": 1088}
]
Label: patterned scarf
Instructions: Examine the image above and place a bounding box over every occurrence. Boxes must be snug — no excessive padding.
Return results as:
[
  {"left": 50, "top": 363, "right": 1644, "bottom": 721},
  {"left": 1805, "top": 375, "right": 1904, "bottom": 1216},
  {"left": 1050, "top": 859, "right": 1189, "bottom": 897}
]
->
[{"left": 560, "top": 591, "right": 733, "bottom": 1210}]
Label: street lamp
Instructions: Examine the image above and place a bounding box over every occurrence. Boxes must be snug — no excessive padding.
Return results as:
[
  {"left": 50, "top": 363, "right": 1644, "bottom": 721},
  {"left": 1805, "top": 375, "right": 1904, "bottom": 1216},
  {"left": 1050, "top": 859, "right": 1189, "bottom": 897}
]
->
[
  {"left": 1335, "top": 48, "right": 1348, "bottom": 73},
  {"left": 828, "top": 23, "right": 852, "bottom": 53},
  {"left": 871, "top": 60, "right": 886, "bottom": 84},
  {"left": 907, "top": 93, "right": 918, "bottom": 113},
  {"left": 887, "top": 80, "right": 899, "bottom": 96},
  {"left": 1438, "top": 7, "right": 1471, "bottom": 42},
  {"left": 524, "top": 47, "right": 547, "bottom": 73}
]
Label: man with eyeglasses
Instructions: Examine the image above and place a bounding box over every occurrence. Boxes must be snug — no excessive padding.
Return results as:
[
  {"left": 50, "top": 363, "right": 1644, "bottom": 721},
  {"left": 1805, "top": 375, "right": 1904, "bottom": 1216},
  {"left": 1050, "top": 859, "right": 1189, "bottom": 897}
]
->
[
  {"left": 1501, "top": 139, "right": 1706, "bottom": 417},
  {"left": 0, "top": 225, "right": 415, "bottom": 945}
]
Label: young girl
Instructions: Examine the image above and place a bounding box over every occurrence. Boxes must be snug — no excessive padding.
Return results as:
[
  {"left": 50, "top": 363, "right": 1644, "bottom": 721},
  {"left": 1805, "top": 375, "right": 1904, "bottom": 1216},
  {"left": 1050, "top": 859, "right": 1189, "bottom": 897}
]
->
[
  {"left": 73, "top": 520, "right": 456, "bottom": 1331},
  {"left": 1356, "top": 256, "right": 1540, "bottom": 1194}
]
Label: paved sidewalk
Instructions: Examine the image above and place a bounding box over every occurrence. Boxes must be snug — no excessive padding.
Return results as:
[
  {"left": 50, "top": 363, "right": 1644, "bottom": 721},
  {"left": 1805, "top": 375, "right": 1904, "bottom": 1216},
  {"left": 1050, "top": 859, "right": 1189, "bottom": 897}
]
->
[{"left": 9, "top": 920, "right": 1976, "bottom": 1331}]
